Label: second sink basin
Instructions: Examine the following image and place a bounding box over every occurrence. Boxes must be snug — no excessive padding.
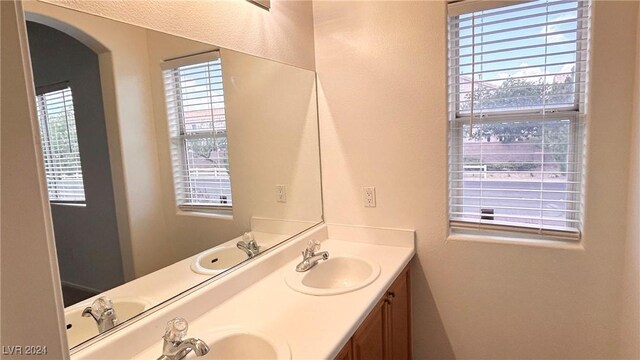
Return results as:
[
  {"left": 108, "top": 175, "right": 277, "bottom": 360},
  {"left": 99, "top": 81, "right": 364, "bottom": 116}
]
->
[
  {"left": 285, "top": 256, "right": 381, "bottom": 296},
  {"left": 191, "top": 246, "right": 249, "bottom": 275},
  {"left": 200, "top": 328, "right": 290, "bottom": 360}
]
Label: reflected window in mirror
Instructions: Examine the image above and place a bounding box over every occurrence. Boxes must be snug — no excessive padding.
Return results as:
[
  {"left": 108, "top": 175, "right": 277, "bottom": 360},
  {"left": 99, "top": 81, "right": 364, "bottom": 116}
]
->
[
  {"left": 162, "top": 51, "right": 232, "bottom": 211},
  {"left": 35, "top": 84, "right": 86, "bottom": 204}
]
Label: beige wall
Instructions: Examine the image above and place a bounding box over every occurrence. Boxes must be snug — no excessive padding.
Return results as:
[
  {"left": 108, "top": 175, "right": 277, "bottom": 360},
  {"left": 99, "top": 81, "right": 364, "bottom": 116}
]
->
[
  {"left": 619, "top": 3, "right": 640, "bottom": 358},
  {"left": 144, "top": 32, "right": 238, "bottom": 263},
  {"left": 1, "top": 1, "right": 68, "bottom": 358},
  {"left": 145, "top": 34, "right": 322, "bottom": 261},
  {"left": 23, "top": 1, "right": 321, "bottom": 276},
  {"left": 314, "top": 1, "right": 638, "bottom": 358},
  {"left": 25, "top": 1, "right": 174, "bottom": 279},
  {"left": 221, "top": 48, "right": 322, "bottom": 227},
  {"left": 39, "top": 0, "right": 316, "bottom": 71}
]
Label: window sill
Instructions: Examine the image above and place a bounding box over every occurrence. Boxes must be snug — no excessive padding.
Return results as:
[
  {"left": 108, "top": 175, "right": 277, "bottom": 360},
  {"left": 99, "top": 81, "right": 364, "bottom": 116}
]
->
[
  {"left": 176, "top": 208, "right": 233, "bottom": 220},
  {"left": 447, "top": 230, "right": 584, "bottom": 251},
  {"left": 50, "top": 202, "right": 86, "bottom": 208}
]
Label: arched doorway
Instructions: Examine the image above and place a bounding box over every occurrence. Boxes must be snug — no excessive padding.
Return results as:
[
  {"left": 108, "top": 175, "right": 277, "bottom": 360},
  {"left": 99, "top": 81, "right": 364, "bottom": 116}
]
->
[{"left": 26, "top": 20, "right": 124, "bottom": 306}]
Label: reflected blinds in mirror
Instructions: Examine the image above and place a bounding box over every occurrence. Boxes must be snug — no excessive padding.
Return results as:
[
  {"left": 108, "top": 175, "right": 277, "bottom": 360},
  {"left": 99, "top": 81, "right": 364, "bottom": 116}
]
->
[
  {"left": 35, "top": 85, "right": 86, "bottom": 203},
  {"left": 162, "top": 51, "right": 233, "bottom": 210}
]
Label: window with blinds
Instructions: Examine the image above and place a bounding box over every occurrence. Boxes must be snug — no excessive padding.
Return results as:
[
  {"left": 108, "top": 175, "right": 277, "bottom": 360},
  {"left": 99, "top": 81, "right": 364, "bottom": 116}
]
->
[
  {"left": 35, "top": 85, "right": 86, "bottom": 203},
  {"left": 447, "top": 0, "right": 591, "bottom": 240},
  {"left": 162, "top": 51, "right": 232, "bottom": 210}
]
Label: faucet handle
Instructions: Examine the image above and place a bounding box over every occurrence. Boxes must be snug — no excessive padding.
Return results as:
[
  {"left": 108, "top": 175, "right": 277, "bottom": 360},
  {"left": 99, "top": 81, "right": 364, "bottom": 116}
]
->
[
  {"left": 163, "top": 317, "right": 188, "bottom": 343},
  {"left": 90, "top": 296, "right": 114, "bottom": 317},
  {"left": 82, "top": 296, "right": 119, "bottom": 333},
  {"left": 307, "top": 239, "right": 321, "bottom": 252},
  {"left": 242, "top": 232, "right": 255, "bottom": 242},
  {"left": 302, "top": 239, "right": 320, "bottom": 259},
  {"left": 248, "top": 240, "right": 259, "bottom": 252},
  {"left": 244, "top": 233, "right": 259, "bottom": 250}
]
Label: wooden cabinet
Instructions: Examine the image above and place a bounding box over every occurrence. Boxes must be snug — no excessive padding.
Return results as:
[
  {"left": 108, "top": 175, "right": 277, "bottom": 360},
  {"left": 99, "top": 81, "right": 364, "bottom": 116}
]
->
[
  {"left": 386, "top": 265, "right": 411, "bottom": 360},
  {"left": 335, "top": 339, "right": 353, "bottom": 360},
  {"left": 336, "top": 263, "right": 411, "bottom": 360},
  {"left": 353, "top": 299, "right": 386, "bottom": 360}
]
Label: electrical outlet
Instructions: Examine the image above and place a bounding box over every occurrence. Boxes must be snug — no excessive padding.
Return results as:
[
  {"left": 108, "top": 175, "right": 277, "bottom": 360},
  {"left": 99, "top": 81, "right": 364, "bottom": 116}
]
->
[
  {"left": 276, "top": 184, "right": 287, "bottom": 203},
  {"left": 363, "top": 186, "right": 376, "bottom": 208}
]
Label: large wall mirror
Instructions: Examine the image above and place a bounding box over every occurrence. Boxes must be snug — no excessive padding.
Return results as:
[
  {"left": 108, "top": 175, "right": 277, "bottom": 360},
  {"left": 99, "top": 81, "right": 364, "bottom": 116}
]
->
[{"left": 22, "top": 1, "right": 322, "bottom": 351}]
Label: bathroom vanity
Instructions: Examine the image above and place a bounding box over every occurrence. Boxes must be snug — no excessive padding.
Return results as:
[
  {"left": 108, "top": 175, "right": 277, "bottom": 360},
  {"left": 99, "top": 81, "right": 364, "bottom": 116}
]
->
[{"left": 70, "top": 223, "right": 415, "bottom": 359}]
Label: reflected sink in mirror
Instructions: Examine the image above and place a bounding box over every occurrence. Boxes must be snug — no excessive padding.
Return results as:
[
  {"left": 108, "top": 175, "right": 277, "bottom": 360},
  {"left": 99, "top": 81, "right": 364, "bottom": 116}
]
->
[
  {"left": 191, "top": 246, "right": 249, "bottom": 275},
  {"left": 285, "top": 256, "right": 381, "bottom": 296},
  {"left": 64, "top": 297, "right": 151, "bottom": 348}
]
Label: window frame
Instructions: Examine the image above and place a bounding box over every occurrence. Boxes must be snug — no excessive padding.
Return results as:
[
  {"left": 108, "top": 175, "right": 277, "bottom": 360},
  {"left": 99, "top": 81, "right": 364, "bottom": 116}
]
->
[
  {"left": 161, "top": 51, "right": 233, "bottom": 212},
  {"left": 35, "top": 82, "right": 87, "bottom": 205},
  {"left": 446, "top": 0, "right": 590, "bottom": 240}
]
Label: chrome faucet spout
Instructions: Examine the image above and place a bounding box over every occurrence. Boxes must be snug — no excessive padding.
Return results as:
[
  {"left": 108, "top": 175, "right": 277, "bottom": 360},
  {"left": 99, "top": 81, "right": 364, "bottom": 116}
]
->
[
  {"left": 237, "top": 240, "right": 260, "bottom": 257},
  {"left": 308, "top": 251, "right": 329, "bottom": 264},
  {"left": 160, "top": 338, "right": 209, "bottom": 360},
  {"left": 81, "top": 307, "right": 98, "bottom": 322},
  {"left": 158, "top": 318, "right": 209, "bottom": 360},
  {"left": 237, "top": 233, "right": 260, "bottom": 257},
  {"left": 295, "top": 240, "right": 329, "bottom": 272}
]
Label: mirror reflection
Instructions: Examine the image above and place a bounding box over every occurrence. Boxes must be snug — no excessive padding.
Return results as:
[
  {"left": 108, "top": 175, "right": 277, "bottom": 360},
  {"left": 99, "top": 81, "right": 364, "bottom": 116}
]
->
[{"left": 23, "top": 1, "right": 322, "bottom": 350}]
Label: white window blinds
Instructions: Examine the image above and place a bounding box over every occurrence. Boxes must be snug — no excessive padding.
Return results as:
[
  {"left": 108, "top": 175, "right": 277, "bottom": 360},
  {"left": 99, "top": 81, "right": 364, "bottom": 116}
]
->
[
  {"left": 447, "top": 0, "right": 591, "bottom": 240},
  {"left": 162, "top": 51, "right": 232, "bottom": 210},
  {"left": 35, "top": 85, "right": 86, "bottom": 203}
]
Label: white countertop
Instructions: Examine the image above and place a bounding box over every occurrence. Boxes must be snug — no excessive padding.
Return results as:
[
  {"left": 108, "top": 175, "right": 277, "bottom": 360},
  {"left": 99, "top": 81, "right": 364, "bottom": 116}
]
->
[
  {"left": 72, "top": 224, "right": 415, "bottom": 359},
  {"left": 66, "top": 231, "right": 289, "bottom": 313},
  {"left": 64, "top": 231, "right": 289, "bottom": 349}
]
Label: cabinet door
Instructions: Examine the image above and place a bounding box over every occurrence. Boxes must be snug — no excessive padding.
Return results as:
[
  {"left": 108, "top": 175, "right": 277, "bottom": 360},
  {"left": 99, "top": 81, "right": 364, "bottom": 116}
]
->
[
  {"left": 335, "top": 339, "right": 353, "bottom": 360},
  {"left": 353, "top": 299, "right": 386, "bottom": 360},
  {"left": 387, "top": 268, "right": 411, "bottom": 360}
]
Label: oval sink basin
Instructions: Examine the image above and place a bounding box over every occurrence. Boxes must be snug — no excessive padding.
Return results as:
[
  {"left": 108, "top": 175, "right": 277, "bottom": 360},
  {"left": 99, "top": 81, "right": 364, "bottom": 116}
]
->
[
  {"left": 65, "top": 297, "right": 150, "bottom": 348},
  {"left": 285, "top": 256, "right": 381, "bottom": 296},
  {"left": 191, "top": 246, "right": 249, "bottom": 275},
  {"left": 201, "top": 328, "right": 290, "bottom": 360}
]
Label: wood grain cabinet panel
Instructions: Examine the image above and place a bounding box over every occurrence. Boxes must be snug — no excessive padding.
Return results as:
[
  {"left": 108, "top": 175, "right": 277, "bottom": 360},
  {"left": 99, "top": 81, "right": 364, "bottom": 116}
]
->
[
  {"left": 335, "top": 339, "right": 353, "bottom": 360},
  {"left": 353, "top": 299, "right": 386, "bottom": 360},
  {"left": 386, "top": 266, "right": 411, "bottom": 360}
]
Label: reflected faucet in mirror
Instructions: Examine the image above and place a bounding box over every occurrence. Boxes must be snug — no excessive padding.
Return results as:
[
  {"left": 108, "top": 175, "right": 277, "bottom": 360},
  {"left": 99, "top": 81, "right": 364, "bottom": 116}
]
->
[
  {"left": 81, "top": 296, "right": 119, "bottom": 333},
  {"left": 158, "top": 318, "right": 209, "bottom": 360},
  {"left": 237, "top": 232, "right": 260, "bottom": 258}
]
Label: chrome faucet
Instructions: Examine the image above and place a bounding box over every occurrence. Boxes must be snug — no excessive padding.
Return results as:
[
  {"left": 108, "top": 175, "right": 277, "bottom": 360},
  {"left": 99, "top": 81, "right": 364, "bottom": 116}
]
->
[
  {"left": 157, "top": 318, "right": 209, "bottom": 360},
  {"left": 82, "top": 296, "right": 118, "bottom": 333},
  {"left": 237, "top": 232, "right": 260, "bottom": 258},
  {"left": 295, "top": 239, "right": 329, "bottom": 272}
]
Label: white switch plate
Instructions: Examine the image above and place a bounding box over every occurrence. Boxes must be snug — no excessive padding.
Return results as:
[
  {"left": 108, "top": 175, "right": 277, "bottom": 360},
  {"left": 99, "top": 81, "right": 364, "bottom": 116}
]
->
[
  {"left": 363, "top": 186, "right": 376, "bottom": 207},
  {"left": 276, "top": 185, "right": 287, "bottom": 203}
]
